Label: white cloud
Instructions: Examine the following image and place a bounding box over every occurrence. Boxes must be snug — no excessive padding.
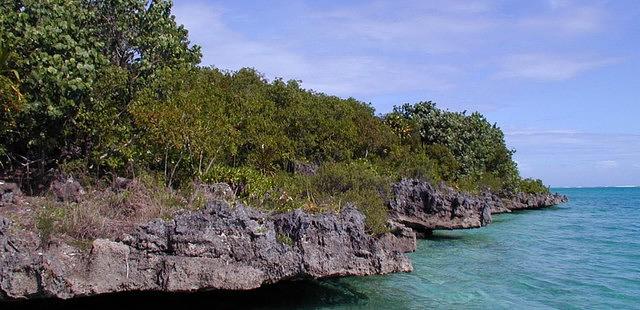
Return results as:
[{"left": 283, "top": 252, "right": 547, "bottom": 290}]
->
[
  {"left": 172, "top": 1, "right": 624, "bottom": 99},
  {"left": 506, "top": 129, "right": 581, "bottom": 136},
  {"left": 596, "top": 160, "right": 619, "bottom": 169},
  {"left": 172, "top": 1, "right": 460, "bottom": 97},
  {"left": 496, "top": 54, "right": 618, "bottom": 81},
  {"left": 519, "top": 6, "right": 605, "bottom": 35},
  {"left": 313, "top": 1, "right": 496, "bottom": 54},
  {"left": 172, "top": 3, "right": 311, "bottom": 77}
]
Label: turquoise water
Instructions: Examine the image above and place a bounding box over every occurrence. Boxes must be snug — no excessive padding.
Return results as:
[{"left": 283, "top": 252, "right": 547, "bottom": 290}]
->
[
  {"left": 324, "top": 187, "right": 640, "bottom": 309},
  {"left": 22, "top": 188, "right": 640, "bottom": 309}
]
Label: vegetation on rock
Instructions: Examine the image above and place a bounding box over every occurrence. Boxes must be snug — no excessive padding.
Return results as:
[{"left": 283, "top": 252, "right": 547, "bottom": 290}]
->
[{"left": 0, "top": 0, "right": 550, "bottom": 237}]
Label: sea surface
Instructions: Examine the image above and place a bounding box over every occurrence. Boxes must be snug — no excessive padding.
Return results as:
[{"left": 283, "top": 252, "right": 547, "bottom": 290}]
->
[
  {"left": 321, "top": 187, "right": 640, "bottom": 309},
  {"left": 28, "top": 187, "right": 640, "bottom": 309}
]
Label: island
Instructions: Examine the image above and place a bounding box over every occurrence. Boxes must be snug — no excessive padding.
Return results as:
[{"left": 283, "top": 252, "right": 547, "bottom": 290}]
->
[{"left": 0, "top": 0, "right": 567, "bottom": 302}]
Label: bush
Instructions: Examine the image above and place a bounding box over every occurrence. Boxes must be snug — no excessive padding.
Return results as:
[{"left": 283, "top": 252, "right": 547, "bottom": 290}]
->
[
  {"left": 203, "top": 165, "right": 273, "bottom": 200},
  {"left": 313, "top": 161, "right": 390, "bottom": 195},
  {"left": 311, "top": 161, "right": 391, "bottom": 234},
  {"left": 340, "top": 189, "right": 389, "bottom": 235},
  {"left": 518, "top": 178, "right": 550, "bottom": 194},
  {"left": 385, "top": 102, "right": 520, "bottom": 188},
  {"left": 455, "top": 172, "right": 505, "bottom": 194}
]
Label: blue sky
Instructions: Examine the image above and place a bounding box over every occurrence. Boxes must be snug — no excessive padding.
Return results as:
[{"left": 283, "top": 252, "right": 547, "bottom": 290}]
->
[{"left": 172, "top": 0, "right": 640, "bottom": 187}]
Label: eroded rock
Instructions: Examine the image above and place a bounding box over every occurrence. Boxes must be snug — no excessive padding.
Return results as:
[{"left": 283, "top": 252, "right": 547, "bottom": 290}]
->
[
  {"left": 0, "top": 201, "right": 413, "bottom": 300},
  {"left": 50, "top": 176, "right": 85, "bottom": 203},
  {"left": 389, "top": 179, "right": 493, "bottom": 235},
  {"left": 0, "top": 182, "right": 21, "bottom": 206},
  {"left": 493, "top": 192, "right": 568, "bottom": 213}
]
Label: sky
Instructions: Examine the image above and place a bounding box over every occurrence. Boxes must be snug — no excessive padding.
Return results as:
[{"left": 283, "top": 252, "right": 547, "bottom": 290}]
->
[{"left": 171, "top": 0, "right": 640, "bottom": 187}]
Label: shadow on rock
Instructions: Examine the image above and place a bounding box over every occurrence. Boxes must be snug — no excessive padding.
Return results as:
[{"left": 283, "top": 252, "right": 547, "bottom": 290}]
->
[{"left": 3, "top": 279, "right": 369, "bottom": 310}]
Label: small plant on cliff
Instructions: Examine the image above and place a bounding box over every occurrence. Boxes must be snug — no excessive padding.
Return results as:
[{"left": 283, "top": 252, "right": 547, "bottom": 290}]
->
[
  {"left": 518, "top": 178, "right": 550, "bottom": 194},
  {"left": 276, "top": 233, "right": 294, "bottom": 247}
]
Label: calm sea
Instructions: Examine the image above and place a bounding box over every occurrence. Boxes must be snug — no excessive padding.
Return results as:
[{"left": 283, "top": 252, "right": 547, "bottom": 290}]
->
[{"left": 327, "top": 187, "right": 640, "bottom": 309}]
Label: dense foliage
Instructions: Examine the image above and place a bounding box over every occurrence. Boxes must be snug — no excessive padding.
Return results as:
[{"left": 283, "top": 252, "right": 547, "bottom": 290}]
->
[
  {"left": 0, "top": 0, "right": 200, "bottom": 172},
  {"left": 384, "top": 102, "right": 520, "bottom": 192},
  {"left": 0, "top": 0, "right": 550, "bottom": 234}
]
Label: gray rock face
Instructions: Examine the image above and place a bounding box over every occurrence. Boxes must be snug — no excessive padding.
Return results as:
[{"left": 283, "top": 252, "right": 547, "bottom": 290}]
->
[
  {"left": 389, "top": 179, "right": 493, "bottom": 235},
  {"left": 388, "top": 179, "right": 568, "bottom": 235},
  {"left": 293, "top": 161, "right": 319, "bottom": 176},
  {"left": 194, "top": 182, "right": 236, "bottom": 202},
  {"left": 491, "top": 192, "right": 568, "bottom": 214},
  {"left": 0, "top": 201, "right": 413, "bottom": 300},
  {"left": 50, "top": 176, "right": 85, "bottom": 203},
  {"left": 0, "top": 182, "right": 21, "bottom": 206}
]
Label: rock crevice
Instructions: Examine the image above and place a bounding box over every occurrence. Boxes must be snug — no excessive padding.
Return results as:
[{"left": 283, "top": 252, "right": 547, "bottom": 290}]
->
[
  {"left": 388, "top": 179, "right": 568, "bottom": 236},
  {"left": 0, "top": 202, "right": 413, "bottom": 300},
  {"left": 0, "top": 178, "right": 568, "bottom": 301}
]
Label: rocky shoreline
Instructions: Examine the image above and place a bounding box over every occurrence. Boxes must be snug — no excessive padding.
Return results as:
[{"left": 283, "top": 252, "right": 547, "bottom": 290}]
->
[{"left": 0, "top": 179, "right": 567, "bottom": 301}]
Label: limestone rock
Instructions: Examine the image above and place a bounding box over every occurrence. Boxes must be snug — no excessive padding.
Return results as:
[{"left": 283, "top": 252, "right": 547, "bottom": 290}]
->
[
  {"left": 0, "top": 181, "right": 21, "bottom": 206},
  {"left": 0, "top": 201, "right": 413, "bottom": 301},
  {"left": 50, "top": 176, "right": 85, "bottom": 203},
  {"left": 389, "top": 179, "right": 492, "bottom": 235}
]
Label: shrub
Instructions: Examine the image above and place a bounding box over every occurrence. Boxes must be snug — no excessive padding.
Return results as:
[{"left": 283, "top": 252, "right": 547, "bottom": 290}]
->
[
  {"left": 203, "top": 165, "right": 273, "bottom": 200},
  {"left": 313, "top": 161, "right": 391, "bottom": 195},
  {"left": 455, "top": 172, "right": 505, "bottom": 194},
  {"left": 311, "top": 161, "right": 392, "bottom": 234},
  {"left": 276, "top": 233, "right": 294, "bottom": 247},
  {"left": 340, "top": 189, "right": 389, "bottom": 235},
  {"left": 518, "top": 178, "right": 550, "bottom": 194}
]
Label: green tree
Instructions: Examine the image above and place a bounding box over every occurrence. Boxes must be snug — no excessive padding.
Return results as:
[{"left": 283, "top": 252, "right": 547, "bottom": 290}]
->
[
  {"left": 90, "top": 0, "right": 201, "bottom": 91},
  {"left": 1, "top": 0, "right": 106, "bottom": 158},
  {"left": 0, "top": 0, "right": 201, "bottom": 175},
  {"left": 0, "top": 43, "right": 25, "bottom": 159},
  {"left": 385, "top": 101, "right": 521, "bottom": 190}
]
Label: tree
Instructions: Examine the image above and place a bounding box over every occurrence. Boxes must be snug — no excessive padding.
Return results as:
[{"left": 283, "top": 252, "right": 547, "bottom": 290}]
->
[
  {"left": 0, "top": 43, "right": 25, "bottom": 160},
  {"left": 89, "top": 0, "right": 201, "bottom": 91},
  {"left": 0, "top": 0, "right": 201, "bottom": 175},
  {"left": 1, "top": 0, "right": 106, "bottom": 158},
  {"left": 384, "top": 101, "right": 521, "bottom": 190}
]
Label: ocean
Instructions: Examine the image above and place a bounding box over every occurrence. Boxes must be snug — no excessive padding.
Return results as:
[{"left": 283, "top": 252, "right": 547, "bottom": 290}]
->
[{"left": 323, "top": 187, "right": 640, "bottom": 309}]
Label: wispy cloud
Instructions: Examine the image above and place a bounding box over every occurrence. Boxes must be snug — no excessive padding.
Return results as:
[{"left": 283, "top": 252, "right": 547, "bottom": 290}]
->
[
  {"left": 519, "top": 5, "right": 605, "bottom": 35},
  {"left": 496, "top": 54, "right": 619, "bottom": 81},
  {"left": 507, "top": 129, "right": 640, "bottom": 186},
  {"left": 596, "top": 160, "right": 619, "bottom": 169},
  {"left": 315, "top": 3, "right": 496, "bottom": 54},
  {"left": 172, "top": 1, "right": 461, "bottom": 96}
]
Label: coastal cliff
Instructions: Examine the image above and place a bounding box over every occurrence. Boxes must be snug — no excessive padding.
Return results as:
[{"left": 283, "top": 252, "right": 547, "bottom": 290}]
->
[
  {"left": 389, "top": 179, "right": 493, "bottom": 237},
  {"left": 0, "top": 179, "right": 566, "bottom": 301},
  {"left": 0, "top": 201, "right": 413, "bottom": 300},
  {"left": 388, "top": 179, "right": 566, "bottom": 235}
]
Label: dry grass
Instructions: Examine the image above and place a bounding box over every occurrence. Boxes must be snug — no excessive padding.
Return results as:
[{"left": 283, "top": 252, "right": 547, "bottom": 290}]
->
[{"left": 1, "top": 175, "right": 206, "bottom": 245}]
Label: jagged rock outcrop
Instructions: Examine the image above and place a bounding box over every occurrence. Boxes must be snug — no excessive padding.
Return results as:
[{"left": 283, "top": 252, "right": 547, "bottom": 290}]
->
[
  {"left": 0, "top": 182, "right": 21, "bottom": 206},
  {"left": 490, "top": 192, "right": 568, "bottom": 214},
  {"left": 388, "top": 179, "right": 568, "bottom": 236},
  {"left": 388, "top": 179, "right": 493, "bottom": 236},
  {"left": 50, "top": 176, "right": 85, "bottom": 203},
  {"left": 0, "top": 201, "right": 413, "bottom": 301}
]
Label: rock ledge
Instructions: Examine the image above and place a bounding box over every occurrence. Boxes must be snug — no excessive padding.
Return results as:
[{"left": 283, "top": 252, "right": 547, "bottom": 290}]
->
[{"left": 0, "top": 201, "right": 412, "bottom": 300}]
